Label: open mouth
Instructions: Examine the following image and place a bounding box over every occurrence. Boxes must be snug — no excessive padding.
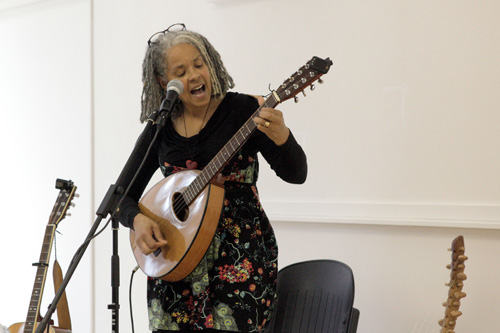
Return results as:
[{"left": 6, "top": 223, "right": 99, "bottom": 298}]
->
[{"left": 190, "top": 84, "right": 206, "bottom": 96}]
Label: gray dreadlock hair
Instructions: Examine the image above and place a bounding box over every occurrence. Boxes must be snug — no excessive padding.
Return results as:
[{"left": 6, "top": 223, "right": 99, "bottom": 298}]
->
[{"left": 140, "top": 29, "right": 235, "bottom": 122}]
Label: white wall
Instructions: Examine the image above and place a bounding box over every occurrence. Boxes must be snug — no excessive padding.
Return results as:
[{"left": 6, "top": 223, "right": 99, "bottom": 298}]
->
[
  {"left": 91, "top": 1, "right": 500, "bottom": 332},
  {"left": 0, "top": 0, "right": 93, "bottom": 331},
  {"left": 274, "top": 222, "right": 500, "bottom": 332},
  {"left": 2, "top": 0, "right": 499, "bottom": 332}
]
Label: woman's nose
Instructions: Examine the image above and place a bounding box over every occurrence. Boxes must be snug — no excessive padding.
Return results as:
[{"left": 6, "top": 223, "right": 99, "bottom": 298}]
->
[{"left": 187, "top": 68, "right": 201, "bottom": 81}]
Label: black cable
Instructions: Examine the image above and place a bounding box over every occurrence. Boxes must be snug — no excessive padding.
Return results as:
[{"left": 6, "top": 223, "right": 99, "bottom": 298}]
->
[{"left": 129, "top": 265, "right": 140, "bottom": 333}]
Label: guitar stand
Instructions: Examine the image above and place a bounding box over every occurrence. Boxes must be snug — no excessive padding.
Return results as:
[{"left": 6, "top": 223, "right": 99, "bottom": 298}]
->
[{"left": 36, "top": 102, "right": 175, "bottom": 333}]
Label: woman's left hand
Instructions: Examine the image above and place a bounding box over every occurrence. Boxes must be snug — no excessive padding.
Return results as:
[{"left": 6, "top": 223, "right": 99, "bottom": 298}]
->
[{"left": 254, "top": 107, "right": 290, "bottom": 146}]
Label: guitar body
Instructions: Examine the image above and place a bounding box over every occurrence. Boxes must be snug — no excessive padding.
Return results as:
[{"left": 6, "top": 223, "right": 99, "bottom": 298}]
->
[
  {"left": 130, "top": 170, "right": 225, "bottom": 282},
  {"left": 129, "top": 56, "right": 332, "bottom": 282},
  {"left": 8, "top": 322, "right": 70, "bottom": 333}
]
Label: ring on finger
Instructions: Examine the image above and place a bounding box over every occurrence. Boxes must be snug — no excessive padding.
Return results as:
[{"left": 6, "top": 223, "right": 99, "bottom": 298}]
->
[{"left": 264, "top": 121, "right": 271, "bottom": 128}]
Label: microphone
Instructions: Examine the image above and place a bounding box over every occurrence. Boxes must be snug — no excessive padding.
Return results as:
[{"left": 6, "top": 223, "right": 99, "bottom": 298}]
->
[
  {"left": 157, "top": 79, "right": 184, "bottom": 127},
  {"left": 160, "top": 79, "right": 184, "bottom": 113}
]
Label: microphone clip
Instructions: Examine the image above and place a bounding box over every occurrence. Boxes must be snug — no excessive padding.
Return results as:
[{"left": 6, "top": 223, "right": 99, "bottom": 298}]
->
[{"left": 156, "top": 98, "right": 179, "bottom": 128}]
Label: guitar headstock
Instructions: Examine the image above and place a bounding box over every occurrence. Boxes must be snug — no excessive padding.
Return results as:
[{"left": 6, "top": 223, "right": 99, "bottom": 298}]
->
[
  {"left": 439, "top": 235, "right": 467, "bottom": 332},
  {"left": 275, "top": 56, "right": 333, "bottom": 103},
  {"left": 50, "top": 178, "right": 78, "bottom": 226}
]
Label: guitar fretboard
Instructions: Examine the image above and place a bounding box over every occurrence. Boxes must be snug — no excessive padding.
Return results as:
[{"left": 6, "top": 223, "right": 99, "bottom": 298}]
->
[
  {"left": 25, "top": 224, "right": 56, "bottom": 332},
  {"left": 182, "top": 94, "right": 280, "bottom": 205},
  {"left": 179, "top": 56, "right": 332, "bottom": 206},
  {"left": 23, "top": 180, "right": 76, "bottom": 333}
]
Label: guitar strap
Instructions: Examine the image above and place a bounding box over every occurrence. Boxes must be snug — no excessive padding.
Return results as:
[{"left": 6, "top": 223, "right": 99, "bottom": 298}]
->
[{"left": 53, "top": 260, "right": 72, "bottom": 330}]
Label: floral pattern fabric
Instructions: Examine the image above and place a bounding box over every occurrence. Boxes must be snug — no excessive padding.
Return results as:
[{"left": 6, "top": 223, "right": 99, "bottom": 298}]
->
[
  {"left": 148, "top": 153, "right": 278, "bottom": 332},
  {"left": 118, "top": 92, "right": 307, "bottom": 332}
]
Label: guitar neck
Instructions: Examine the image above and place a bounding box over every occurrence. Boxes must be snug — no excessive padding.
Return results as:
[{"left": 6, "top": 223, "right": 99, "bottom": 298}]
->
[
  {"left": 439, "top": 235, "right": 467, "bottom": 332},
  {"left": 183, "top": 95, "right": 281, "bottom": 205},
  {"left": 23, "top": 179, "right": 77, "bottom": 333},
  {"left": 181, "top": 55, "right": 332, "bottom": 206},
  {"left": 24, "top": 224, "right": 57, "bottom": 332}
]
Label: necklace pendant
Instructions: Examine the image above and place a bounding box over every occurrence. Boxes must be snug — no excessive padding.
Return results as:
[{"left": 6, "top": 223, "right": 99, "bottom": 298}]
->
[{"left": 186, "top": 159, "right": 198, "bottom": 170}]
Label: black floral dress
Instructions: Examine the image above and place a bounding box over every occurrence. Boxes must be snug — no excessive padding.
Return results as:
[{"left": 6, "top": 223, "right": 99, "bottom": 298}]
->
[{"left": 119, "top": 92, "right": 307, "bottom": 332}]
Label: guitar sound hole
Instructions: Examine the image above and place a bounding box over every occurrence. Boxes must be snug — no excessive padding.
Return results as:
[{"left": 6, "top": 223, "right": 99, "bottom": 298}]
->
[{"left": 172, "top": 192, "right": 189, "bottom": 222}]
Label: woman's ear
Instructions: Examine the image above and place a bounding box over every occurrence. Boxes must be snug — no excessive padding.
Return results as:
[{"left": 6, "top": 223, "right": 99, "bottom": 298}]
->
[{"left": 157, "top": 76, "right": 167, "bottom": 90}]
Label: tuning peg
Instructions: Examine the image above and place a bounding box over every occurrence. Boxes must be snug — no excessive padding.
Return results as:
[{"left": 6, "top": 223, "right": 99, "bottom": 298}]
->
[
  {"left": 450, "top": 310, "right": 462, "bottom": 318},
  {"left": 66, "top": 213, "right": 71, "bottom": 217},
  {"left": 458, "top": 255, "right": 468, "bottom": 261},
  {"left": 310, "top": 84, "right": 315, "bottom": 91},
  {"left": 446, "top": 264, "right": 451, "bottom": 269},
  {"left": 453, "top": 291, "right": 466, "bottom": 299},
  {"left": 294, "top": 96, "right": 299, "bottom": 103},
  {"left": 302, "top": 90, "right": 307, "bottom": 97},
  {"left": 74, "top": 193, "right": 80, "bottom": 198},
  {"left": 456, "top": 272, "right": 467, "bottom": 280},
  {"left": 70, "top": 202, "right": 76, "bottom": 207},
  {"left": 318, "top": 78, "right": 324, "bottom": 84}
]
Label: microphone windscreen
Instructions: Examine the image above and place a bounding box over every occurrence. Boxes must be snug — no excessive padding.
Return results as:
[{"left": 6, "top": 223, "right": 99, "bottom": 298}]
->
[{"left": 167, "top": 79, "right": 184, "bottom": 95}]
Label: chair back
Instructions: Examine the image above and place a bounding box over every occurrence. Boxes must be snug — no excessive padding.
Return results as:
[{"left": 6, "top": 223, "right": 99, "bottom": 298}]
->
[{"left": 268, "top": 259, "right": 356, "bottom": 333}]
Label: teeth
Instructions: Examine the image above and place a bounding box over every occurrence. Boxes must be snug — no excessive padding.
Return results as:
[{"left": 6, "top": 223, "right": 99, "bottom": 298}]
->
[{"left": 191, "top": 84, "right": 205, "bottom": 95}]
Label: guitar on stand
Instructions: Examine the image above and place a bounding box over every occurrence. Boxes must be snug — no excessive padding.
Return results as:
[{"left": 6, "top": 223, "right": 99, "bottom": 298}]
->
[
  {"left": 9, "top": 179, "right": 77, "bottom": 333},
  {"left": 130, "top": 56, "right": 333, "bottom": 282},
  {"left": 438, "top": 235, "right": 468, "bottom": 333}
]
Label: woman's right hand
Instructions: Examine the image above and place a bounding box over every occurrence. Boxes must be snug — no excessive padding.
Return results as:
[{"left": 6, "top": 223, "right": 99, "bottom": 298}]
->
[{"left": 133, "top": 213, "right": 168, "bottom": 255}]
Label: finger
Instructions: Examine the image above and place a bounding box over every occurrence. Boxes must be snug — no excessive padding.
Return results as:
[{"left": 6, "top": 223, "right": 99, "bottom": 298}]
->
[
  {"left": 152, "top": 226, "right": 168, "bottom": 245},
  {"left": 137, "top": 239, "right": 154, "bottom": 255},
  {"left": 143, "top": 236, "right": 157, "bottom": 252},
  {"left": 257, "top": 108, "right": 273, "bottom": 121},
  {"left": 250, "top": 94, "right": 266, "bottom": 106},
  {"left": 259, "top": 108, "right": 283, "bottom": 124},
  {"left": 254, "top": 117, "right": 271, "bottom": 130},
  {"left": 256, "top": 95, "right": 266, "bottom": 106}
]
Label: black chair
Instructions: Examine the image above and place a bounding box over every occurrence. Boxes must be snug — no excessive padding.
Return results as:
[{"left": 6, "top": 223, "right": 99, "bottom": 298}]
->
[{"left": 267, "top": 259, "right": 359, "bottom": 333}]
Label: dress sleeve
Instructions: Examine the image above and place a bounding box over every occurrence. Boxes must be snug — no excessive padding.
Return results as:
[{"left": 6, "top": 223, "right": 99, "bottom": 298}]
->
[
  {"left": 240, "top": 94, "right": 308, "bottom": 184},
  {"left": 117, "top": 124, "right": 161, "bottom": 229},
  {"left": 256, "top": 130, "right": 308, "bottom": 184}
]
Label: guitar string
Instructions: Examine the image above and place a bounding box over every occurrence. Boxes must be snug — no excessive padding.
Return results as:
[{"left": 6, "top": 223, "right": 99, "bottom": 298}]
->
[
  {"left": 169, "top": 68, "right": 320, "bottom": 216},
  {"left": 168, "top": 60, "right": 319, "bottom": 212},
  {"left": 170, "top": 101, "right": 266, "bottom": 212},
  {"left": 143, "top": 62, "right": 324, "bottom": 259},
  {"left": 154, "top": 66, "right": 323, "bottom": 259},
  {"left": 170, "top": 98, "right": 270, "bottom": 213}
]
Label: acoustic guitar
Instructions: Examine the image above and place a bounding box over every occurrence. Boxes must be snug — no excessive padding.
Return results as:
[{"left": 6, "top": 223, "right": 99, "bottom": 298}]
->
[
  {"left": 438, "top": 235, "right": 467, "bottom": 333},
  {"left": 130, "top": 56, "right": 333, "bottom": 282},
  {"left": 9, "top": 179, "right": 76, "bottom": 333}
]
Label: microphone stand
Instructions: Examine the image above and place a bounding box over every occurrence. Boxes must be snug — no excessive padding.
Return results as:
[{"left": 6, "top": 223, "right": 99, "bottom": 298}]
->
[{"left": 36, "top": 98, "right": 175, "bottom": 333}]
